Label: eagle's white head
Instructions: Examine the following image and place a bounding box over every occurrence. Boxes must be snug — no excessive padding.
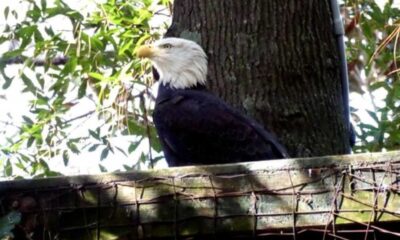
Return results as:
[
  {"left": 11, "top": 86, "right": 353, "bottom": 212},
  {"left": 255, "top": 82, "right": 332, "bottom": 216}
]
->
[{"left": 136, "top": 37, "right": 208, "bottom": 89}]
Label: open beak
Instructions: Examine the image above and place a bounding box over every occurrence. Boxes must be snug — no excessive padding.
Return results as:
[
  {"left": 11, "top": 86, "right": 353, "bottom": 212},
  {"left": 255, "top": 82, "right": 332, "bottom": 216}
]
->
[{"left": 136, "top": 45, "right": 155, "bottom": 59}]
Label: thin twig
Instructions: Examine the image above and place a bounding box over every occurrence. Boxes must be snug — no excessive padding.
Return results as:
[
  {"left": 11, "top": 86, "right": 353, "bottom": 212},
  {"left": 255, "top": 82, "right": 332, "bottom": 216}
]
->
[
  {"left": 63, "top": 110, "right": 96, "bottom": 124},
  {"left": 139, "top": 92, "right": 154, "bottom": 169}
]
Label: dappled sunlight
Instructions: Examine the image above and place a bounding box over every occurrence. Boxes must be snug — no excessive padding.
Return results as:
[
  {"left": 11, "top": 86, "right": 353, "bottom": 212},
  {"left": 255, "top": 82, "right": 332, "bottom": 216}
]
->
[
  {"left": 2, "top": 152, "right": 400, "bottom": 238},
  {"left": 0, "top": 0, "right": 171, "bottom": 179},
  {"left": 1, "top": 0, "right": 400, "bottom": 239}
]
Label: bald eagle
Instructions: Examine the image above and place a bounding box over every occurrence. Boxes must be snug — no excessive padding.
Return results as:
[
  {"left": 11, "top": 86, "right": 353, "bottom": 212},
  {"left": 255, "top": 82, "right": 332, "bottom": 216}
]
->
[{"left": 137, "top": 38, "right": 288, "bottom": 167}]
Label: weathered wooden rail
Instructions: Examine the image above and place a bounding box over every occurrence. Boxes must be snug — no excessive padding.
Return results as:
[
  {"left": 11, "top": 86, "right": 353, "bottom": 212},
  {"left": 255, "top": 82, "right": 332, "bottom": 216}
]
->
[{"left": 1, "top": 151, "right": 400, "bottom": 239}]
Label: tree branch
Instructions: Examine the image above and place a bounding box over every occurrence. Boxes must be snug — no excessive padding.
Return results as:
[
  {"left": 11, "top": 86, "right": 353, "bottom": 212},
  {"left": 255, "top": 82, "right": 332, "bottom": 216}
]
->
[
  {"left": 0, "top": 51, "right": 117, "bottom": 66},
  {"left": 0, "top": 56, "right": 69, "bottom": 66}
]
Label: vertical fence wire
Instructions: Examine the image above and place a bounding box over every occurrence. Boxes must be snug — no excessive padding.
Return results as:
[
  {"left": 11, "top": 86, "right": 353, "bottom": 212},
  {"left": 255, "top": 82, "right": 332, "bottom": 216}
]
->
[
  {"left": 172, "top": 176, "right": 179, "bottom": 240},
  {"left": 133, "top": 180, "right": 143, "bottom": 239},
  {"left": 287, "top": 170, "right": 298, "bottom": 240},
  {"left": 209, "top": 175, "right": 218, "bottom": 239},
  {"left": 96, "top": 187, "right": 101, "bottom": 240},
  {"left": 323, "top": 172, "right": 345, "bottom": 240}
]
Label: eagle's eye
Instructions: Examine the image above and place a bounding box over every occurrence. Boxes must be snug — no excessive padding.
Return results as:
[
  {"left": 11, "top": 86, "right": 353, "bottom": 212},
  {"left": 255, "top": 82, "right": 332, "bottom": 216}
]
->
[{"left": 160, "top": 43, "right": 173, "bottom": 49}]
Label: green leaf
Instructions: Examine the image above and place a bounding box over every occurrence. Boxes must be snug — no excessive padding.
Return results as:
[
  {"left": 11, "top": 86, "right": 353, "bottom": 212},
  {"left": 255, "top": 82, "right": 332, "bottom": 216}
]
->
[
  {"left": 82, "top": 33, "right": 104, "bottom": 51},
  {"left": 27, "top": 137, "right": 35, "bottom": 148},
  {"left": 115, "top": 146, "right": 127, "bottom": 157},
  {"left": 150, "top": 133, "right": 162, "bottom": 152},
  {"left": 67, "top": 141, "right": 80, "bottom": 154},
  {"left": 135, "top": 33, "right": 151, "bottom": 49},
  {"left": 61, "top": 57, "right": 77, "bottom": 76},
  {"left": 1, "top": 65, "right": 14, "bottom": 89},
  {"left": 78, "top": 79, "right": 87, "bottom": 98},
  {"left": 17, "top": 25, "right": 37, "bottom": 48},
  {"left": 44, "top": 26, "right": 55, "bottom": 36},
  {"left": 65, "top": 10, "right": 83, "bottom": 22},
  {"left": 22, "top": 115, "right": 34, "bottom": 125},
  {"left": 152, "top": 156, "right": 164, "bottom": 165},
  {"left": 159, "top": 0, "right": 171, "bottom": 5},
  {"left": 369, "top": 81, "right": 389, "bottom": 91},
  {"left": 88, "top": 72, "right": 105, "bottom": 81},
  {"left": 99, "top": 164, "right": 107, "bottom": 172},
  {"left": 36, "top": 73, "right": 45, "bottom": 89},
  {"left": 393, "top": 84, "right": 400, "bottom": 99},
  {"left": 89, "top": 129, "right": 100, "bottom": 140},
  {"left": 88, "top": 144, "right": 100, "bottom": 152},
  {"left": 20, "top": 154, "right": 31, "bottom": 163},
  {"left": 125, "top": 120, "right": 146, "bottom": 136},
  {"left": 118, "top": 40, "right": 133, "bottom": 57},
  {"left": 359, "top": 123, "right": 378, "bottom": 131},
  {"left": 21, "top": 73, "right": 38, "bottom": 94},
  {"left": 45, "top": 7, "right": 63, "bottom": 18},
  {"left": 41, "top": 0, "right": 47, "bottom": 10},
  {"left": 100, "top": 148, "right": 109, "bottom": 161},
  {"left": 15, "top": 162, "right": 27, "bottom": 173},
  {"left": 367, "top": 110, "right": 380, "bottom": 124},
  {"left": 128, "top": 139, "right": 142, "bottom": 153},
  {"left": 138, "top": 152, "right": 146, "bottom": 164},
  {"left": 5, "top": 159, "right": 13, "bottom": 176},
  {"left": 2, "top": 48, "right": 24, "bottom": 60},
  {"left": 43, "top": 171, "right": 62, "bottom": 177},
  {"left": 27, "top": 4, "right": 42, "bottom": 21},
  {"left": 39, "top": 159, "right": 50, "bottom": 172},
  {"left": 34, "top": 28, "right": 44, "bottom": 42},
  {"left": 4, "top": 6, "right": 9, "bottom": 20},
  {"left": 62, "top": 150, "right": 69, "bottom": 166},
  {"left": 123, "top": 164, "right": 134, "bottom": 171}
]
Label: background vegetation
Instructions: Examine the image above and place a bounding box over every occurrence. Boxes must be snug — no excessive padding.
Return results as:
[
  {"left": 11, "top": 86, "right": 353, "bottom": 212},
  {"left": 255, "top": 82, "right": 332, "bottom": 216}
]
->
[
  {"left": 345, "top": 0, "right": 400, "bottom": 153},
  {"left": 0, "top": 0, "right": 399, "bottom": 180}
]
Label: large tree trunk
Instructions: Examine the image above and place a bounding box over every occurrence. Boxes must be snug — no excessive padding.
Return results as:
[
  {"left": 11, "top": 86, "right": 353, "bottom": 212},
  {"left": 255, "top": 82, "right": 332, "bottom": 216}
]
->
[{"left": 165, "top": 0, "right": 350, "bottom": 157}]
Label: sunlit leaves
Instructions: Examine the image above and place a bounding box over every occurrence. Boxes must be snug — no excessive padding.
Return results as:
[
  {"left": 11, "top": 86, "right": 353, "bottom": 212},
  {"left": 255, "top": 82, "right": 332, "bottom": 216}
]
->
[
  {"left": 346, "top": 1, "right": 400, "bottom": 153},
  {"left": 0, "top": 0, "right": 170, "bottom": 178},
  {"left": 61, "top": 57, "right": 77, "bottom": 76}
]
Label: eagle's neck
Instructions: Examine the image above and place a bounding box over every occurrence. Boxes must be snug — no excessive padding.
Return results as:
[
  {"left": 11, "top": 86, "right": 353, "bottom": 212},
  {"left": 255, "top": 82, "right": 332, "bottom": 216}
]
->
[{"left": 156, "top": 82, "right": 207, "bottom": 104}]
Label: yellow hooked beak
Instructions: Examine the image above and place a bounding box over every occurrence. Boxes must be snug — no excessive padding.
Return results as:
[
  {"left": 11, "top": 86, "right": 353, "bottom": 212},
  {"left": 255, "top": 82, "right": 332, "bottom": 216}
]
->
[{"left": 136, "top": 45, "right": 155, "bottom": 58}]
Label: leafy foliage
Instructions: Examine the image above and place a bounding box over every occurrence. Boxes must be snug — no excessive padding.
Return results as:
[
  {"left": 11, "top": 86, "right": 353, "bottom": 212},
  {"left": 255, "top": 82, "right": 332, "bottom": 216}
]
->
[
  {"left": 345, "top": 0, "right": 400, "bottom": 152},
  {"left": 0, "top": 0, "right": 170, "bottom": 178}
]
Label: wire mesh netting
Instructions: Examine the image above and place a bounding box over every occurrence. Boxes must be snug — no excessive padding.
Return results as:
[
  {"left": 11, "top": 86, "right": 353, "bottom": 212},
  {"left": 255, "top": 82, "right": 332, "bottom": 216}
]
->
[{"left": 1, "top": 151, "right": 400, "bottom": 239}]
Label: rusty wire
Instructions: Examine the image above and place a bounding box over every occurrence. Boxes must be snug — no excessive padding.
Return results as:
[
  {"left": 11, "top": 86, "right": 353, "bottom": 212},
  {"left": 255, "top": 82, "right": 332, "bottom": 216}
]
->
[{"left": 1, "top": 161, "right": 400, "bottom": 239}]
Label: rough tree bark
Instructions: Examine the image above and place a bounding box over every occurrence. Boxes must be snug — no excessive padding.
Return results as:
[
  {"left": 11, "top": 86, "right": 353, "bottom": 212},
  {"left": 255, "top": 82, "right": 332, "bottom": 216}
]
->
[{"left": 165, "top": 0, "right": 350, "bottom": 158}]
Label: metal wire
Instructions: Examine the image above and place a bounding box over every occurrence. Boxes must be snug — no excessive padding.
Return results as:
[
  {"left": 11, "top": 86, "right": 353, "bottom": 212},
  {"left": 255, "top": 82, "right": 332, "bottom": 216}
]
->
[{"left": 1, "top": 161, "right": 400, "bottom": 239}]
